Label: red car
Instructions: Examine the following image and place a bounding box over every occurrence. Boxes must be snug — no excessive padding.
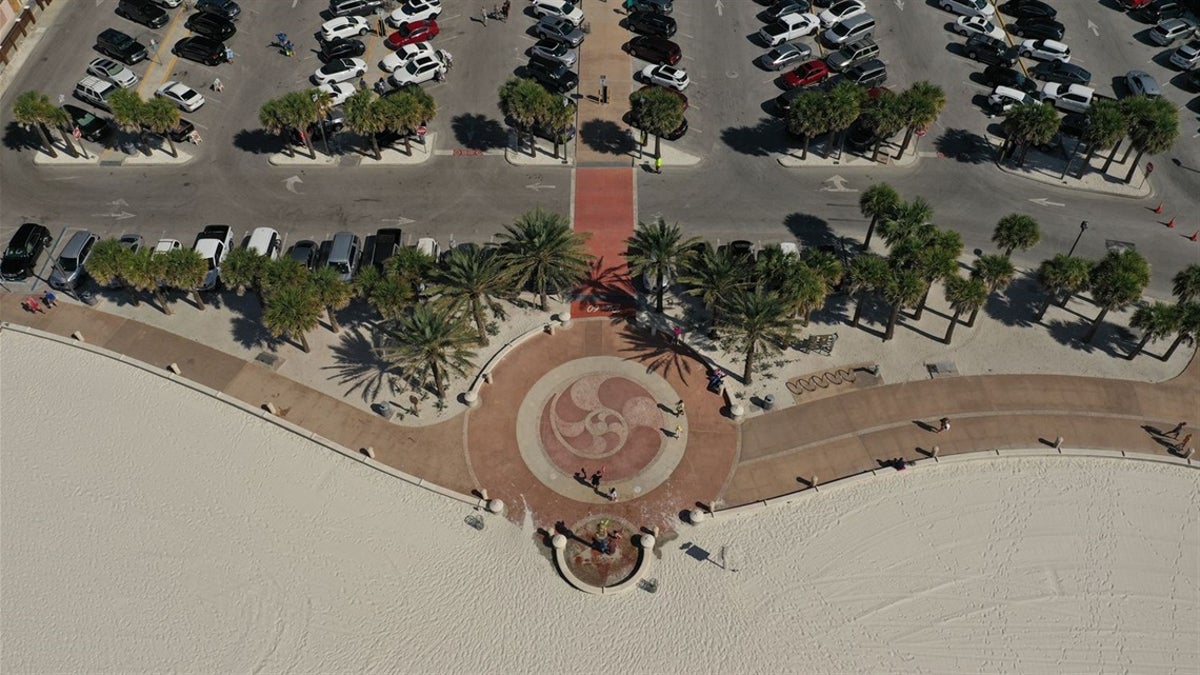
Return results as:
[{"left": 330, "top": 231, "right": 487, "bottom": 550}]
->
[
  {"left": 782, "top": 59, "right": 829, "bottom": 89},
  {"left": 386, "top": 19, "right": 439, "bottom": 48}
]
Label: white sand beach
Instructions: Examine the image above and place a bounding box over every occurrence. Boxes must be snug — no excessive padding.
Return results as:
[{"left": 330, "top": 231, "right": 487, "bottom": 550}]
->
[{"left": 2, "top": 330, "right": 1197, "bottom": 673}]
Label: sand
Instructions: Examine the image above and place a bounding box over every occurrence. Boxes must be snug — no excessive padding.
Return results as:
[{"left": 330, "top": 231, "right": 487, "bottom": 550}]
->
[{"left": 2, "top": 330, "right": 1197, "bottom": 673}]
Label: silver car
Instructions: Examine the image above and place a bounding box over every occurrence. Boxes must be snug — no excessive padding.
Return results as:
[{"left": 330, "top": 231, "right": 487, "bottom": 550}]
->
[
  {"left": 1124, "top": 70, "right": 1162, "bottom": 98},
  {"left": 535, "top": 16, "right": 585, "bottom": 47},
  {"left": 758, "top": 42, "right": 812, "bottom": 70},
  {"left": 49, "top": 230, "right": 98, "bottom": 290},
  {"left": 529, "top": 37, "right": 578, "bottom": 67},
  {"left": 1170, "top": 40, "right": 1200, "bottom": 70}
]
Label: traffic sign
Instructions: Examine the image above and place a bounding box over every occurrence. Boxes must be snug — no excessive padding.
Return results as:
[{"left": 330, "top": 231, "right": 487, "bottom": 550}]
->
[
  {"left": 1146, "top": 161, "right": 1154, "bottom": 174},
  {"left": 72, "top": 126, "right": 81, "bottom": 140},
  {"left": 916, "top": 127, "right": 927, "bottom": 137},
  {"left": 417, "top": 125, "right": 427, "bottom": 136}
]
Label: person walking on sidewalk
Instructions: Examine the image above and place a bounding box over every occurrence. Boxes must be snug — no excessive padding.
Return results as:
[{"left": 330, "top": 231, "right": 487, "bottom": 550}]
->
[
  {"left": 1164, "top": 421, "right": 1187, "bottom": 438},
  {"left": 654, "top": 156, "right": 663, "bottom": 173},
  {"left": 481, "top": 6, "right": 488, "bottom": 24},
  {"left": 590, "top": 470, "right": 602, "bottom": 490},
  {"left": 1177, "top": 433, "right": 1193, "bottom": 453},
  {"left": 608, "top": 487, "right": 618, "bottom": 502},
  {"left": 673, "top": 424, "right": 683, "bottom": 438},
  {"left": 675, "top": 400, "right": 685, "bottom": 417},
  {"left": 936, "top": 417, "right": 950, "bottom": 433},
  {"left": 502, "top": 0, "right": 511, "bottom": 19}
]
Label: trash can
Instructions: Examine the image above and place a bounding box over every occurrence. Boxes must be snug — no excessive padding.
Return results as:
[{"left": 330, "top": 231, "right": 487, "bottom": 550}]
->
[
  {"left": 763, "top": 394, "right": 776, "bottom": 411},
  {"left": 376, "top": 401, "right": 392, "bottom": 417}
]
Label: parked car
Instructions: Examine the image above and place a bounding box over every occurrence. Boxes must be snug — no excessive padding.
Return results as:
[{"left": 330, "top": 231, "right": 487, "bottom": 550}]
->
[
  {"left": 825, "top": 37, "right": 877, "bottom": 71},
  {"left": 964, "top": 33, "right": 1018, "bottom": 65},
  {"left": 153, "top": 238, "right": 182, "bottom": 256},
  {"left": 1124, "top": 69, "right": 1163, "bottom": 97},
  {"left": 630, "top": 0, "right": 673, "bottom": 14},
  {"left": 954, "top": 15, "right": 1004, "bottom": 39},
  {"left": 155, "top": 81, "right": 206, "bottom": 112},
  {"left": 247, "top": 227, "right": 281, "bottom": 260},
  {"left": 62, "top": 104, "right": 112, "bottom": 142},
  {"left": 1019, "top": 38, "right": 1070, "bottom": 62},
  {"left": 164, "top": 118, "right": 196, "bottom": 143},
  {"left": 1, "top": 223, "right": 52, "bottom": 281},
  {"left": 639, "top": 63, "right": 690, "bottom": 90},
  {"left": 87, "top": 57, "right": 138, "bottom": 89},
  {"left": 987, "top": 85, "right": 1037, "bottom": 115},
  {"left": 1149, "top": 18, "right": 1196, "bottom": 46},
  {"left": 1058, "top": 112, "right": 1089, "bottom": 138},
  {"left": 526, "top": 55, "right": 580, "bottom": 93},
  {"left": 1137, "top": 0, "right": 1184, "bottom": 23},
  {"left": 843, "top": 58, "right": 887, "bottom": 87},
  {"left": 388, "top": 52, "right": 446, "bottom": 87},
  {"left": 1006, "top": 16, "right": 1064, "bottom": 39},
  {"left": 381, "top": 42, "right": 434, "bottom": 72},
  {"left": 765, "top": 1, "right": 809, "bottom": 22},
  {"left": 185, "top": 12, "right": 237, "bottom": 42},
  {"left": 782, "top": 59, "right": 830, "bottom": 88},
  {"left": 818, "top": 0, "right": 866, "bottom": 28},
  {"left": 95, "top": 28, "right": 148, "bottom": 65},
  {"left": 49, "top": 230, "right": 99, "bottom": 290},
  {"left": 1029, "top": 60, "right": 1091, "bottom": 85},
  {"left": 116, "top": 0, "right": 168, "bottom": 28},
  {"left": 999, "top": 0, "right": 1056, "bottom": 19},
  {"left": 330, "top": 0, "right": 386, "bottom": 17},
  {"left": 1041, "top": 82, "right": 1095, "bottom": 113},
  {"left": 531, "top": 37, "right": 578, "bottom": 66},
  {"left": 822, "top": 13, "right": 875, "bottom": 47},
  {"left": 625, "top": 35, "right": 681, "bottom": 65},
  {"left": 627, "top": 10, "right": 677, "bottom": 38},
  {"left": 289, "top": 240, "right": 320, "bottom": 270},
  {"left": 389, "top": 0, "right": 442, "bottom": 26},
  {"left": 1169, "top": 39, "right": 1200, "bottom": 69},
  {"left": 535, "top": 16, "right": 584, "bottom": 47},
  {"left": 386, "top": 19, "right": 439, "bottom": 48},
  {"left": 320, "top": 38, "right": 366, "bottom": 62},
  {"left": 983, "top": 64, "right": 1039, "bottom": 93},
  {"left": 415, "top": 238, "right": 439, "bottom": 260},
  {"left": 313, "top": 57, "right": 367, "bottom": 85},
  {"left": 172, "top": 36, "right": 228, "bottom": 66},
  {"left": 195, "top": 0, "right": 240, "bottom": 20},
  {"left": 192, "top": 225, "right": 234, "bottom": 291},
  {"left": 938, "top": 0, "right": 993, "bottom": 17},
  {"left": 325, "top": 232, "right": 361, "bottom": 282},
  {"left": 370, "top": 228, "right": 404, "bottom": 270},
  {"left": 321, "top": 16, "right": 370, "bottom": 42},
  {"left": 318, "top": 82, "right": 357, "bottom": 105},
  {"left": 531, "top": 0, "right": 584, "bottom": 26},
  {"left": 759, "top": 13, "right": 820, "bottom": 46},
  {"left": 759, "top": 42, "right": 812, "bottom": 70}
]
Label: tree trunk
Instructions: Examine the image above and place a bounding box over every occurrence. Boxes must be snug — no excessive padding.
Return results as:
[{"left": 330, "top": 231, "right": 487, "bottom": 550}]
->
[
  {"left": 57, "top": 128, "right": 77, "bottom": 157},
  {"left": 654, "top": 133, "right": 661, "bottom": 159},
  {"left": 538, "top": 279, "right": 549, "bottom": 312},
  {"left": 912, "top": 283, "right": 932, "bottom": 320},
  {"left": 1163, "top": 333, "right": 1187, "bottom": 361},
  {"left": 870, "top": 137, "right": 883, "bottom": 163},
  {"left": 1016, "top": 142, "right": 1030, "bottom": 168},
  {"left": 801, "top": 134, "right": 810, "bottom": 161},
  {"left": 155, "top": 288, "right": 173, "bottom": 315},
  {"left": 1101, "top": 138, "right": 1122, "bottom": 174},
  {"left": 1124, "top": 148, "right": 1146, "bottom": 183},
  {"left": 165, "top": 134, "right": 178, "bottom": 158},
  {"left": 884, "top": 302, "right": 901, "bottom": 341},
  {"left": 863, "top": 216, "right": 878, "bottom": 250},
  {"left": 472, "top": 297, "right": 489, "bottom": 346},
  {"left": 192, "top": 290, "right": 207, "bottom": 310},
  {"left": 1127, "top": 332, "right": 1153, "bottom": 360},
  {"left": 319, "top": 122, "right": 330, "bottom": 156},
  {"left": 283, "top": 131, "right": 295, "bottom": 157},
  {"left": 1084, "top": 306, "right": 1109, "bottom": 344},
  {"left": 36, "top": 123, "right": 57, "bottom": 158},
  {"left": 432, "top": 361, "right": 445, "bottom": 399},
  {"left": 326, "top": 305, "right": 341, "bottom": 333},
  {"left": 404, "top": 132, "right": 413, "bottom": 156},
  {"left": 124, "top": 282, "right": 140, "bottom": 307},
  {"left": 299, "top": 331, "right": 311, "bottom": 353},
  {"left": 896, "top": 126, "right": 914, "bottom": 160},
  {"left": 303, "top": 130, "right": 316, "bottom": 159},
  {"left": 1035, "top": 292, "right": 1054, "bottom": 320},
  {"left": 1075, "top": 144, "right": 1096, "bottom": 179},
  {"left": 850, "top": 293, "right": 866, "bottom": 327},
  {"left": 654, "top": 268, "right": 664, "bottom": 313},
  {"left": 742, "top": 342, "right": 755, "bottom": 385},
  {"left": 944, "top": 308, "right": 963, "bottom": 345},
  {"left": 371, "top": 134, "right": 381, "bottom": 161},
  {"left": 967, "top": 303, "right": 981, "bottom": 328}
]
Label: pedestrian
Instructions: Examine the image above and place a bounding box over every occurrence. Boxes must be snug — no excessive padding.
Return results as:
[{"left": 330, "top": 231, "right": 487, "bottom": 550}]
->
[
  {"left": 502, "top": 0, "right": 511, "bottom": 19},
  {"left": 608, "top": 487, "right": 618, "bottom": 502},
  {"left": 359, "top": 76, "right": 366, "bottom": 90},
  {"left": 434, "top": 67, "right": 445, "bottom": 82},
  {"left": 575, "top": 467, "right": 587, "bottom": 483},
  {"left": 937, "top": 417, "right": 950, "bottom": 433},
  {"left": 190, "top": 130, "right": 203, "bottom": 144},
  {"left": 1178, "top": 433, "right": 1193, "bottom": 452},
  {"left": 623, "top": 0, "right": 635, "bottom": 13},
  {"left": 225, "top": 48, "right": 234, "bottom": 63},
  {"left": 1164, "top": 421, "right": 1187, "bottom": 438},
  {"left": 41, "top": 290, "right": 57, "bottom": 308},
  {"left": 481, "top": 5, "right": 488, "bottom": 24},
  {"left": 674, "top": 424, "right": 683, "bottom": 438},
  {"left": 654, "top": 156, "right": 663, "bottom": 173},
  {"left": 22, "top": 297, "right": 43, "bottom": 313},
  {"left": 149, "top": 38, "right": 158, "bottom": 52},
  {"left": 212, "top": 77, "right": 222, "bottom": 93},
  {"left": 675, "top": 400, "right": 685, "bottom": 417},
  {"left": 672, "top": 325, "right": 682, "bottom": 343},
  {"left": 590, "top": 470, "right": 602, "bottom": 489}
]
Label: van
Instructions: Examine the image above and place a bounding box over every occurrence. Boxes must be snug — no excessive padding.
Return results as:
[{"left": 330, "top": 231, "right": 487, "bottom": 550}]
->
[
  {"left": 823, "top": 12, "right": 874, "bottom": 47},
  {"left": 825, "top": 37, "right": 879, "bottom": 71},
  {"left": 247, "top": 227, "right": 281, "bottom": 260},
  {"left": 49, "top": 230, "right": 99, "bottom": 290},
  {"left": 844, "top": 58, "right": 887, "bottom": 87},
  {"left": 326, "top": 232, "right": 360, "bottom": 282},
  {"left": 74, "top": 76, "right": 118, "bottom": 111}
]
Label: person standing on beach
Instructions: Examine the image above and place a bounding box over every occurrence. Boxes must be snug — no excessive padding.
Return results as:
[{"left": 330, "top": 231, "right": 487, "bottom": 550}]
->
[{"left": 1165, "top": 421, "right": 1187, "bottom": 438}]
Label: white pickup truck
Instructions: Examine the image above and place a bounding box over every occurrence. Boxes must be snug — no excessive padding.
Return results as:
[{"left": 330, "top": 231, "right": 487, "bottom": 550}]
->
[{"left": 758, "top": 12, "right": 820, "bottom": 47}]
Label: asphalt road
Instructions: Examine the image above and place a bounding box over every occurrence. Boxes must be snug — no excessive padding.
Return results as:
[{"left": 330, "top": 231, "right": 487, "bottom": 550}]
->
[{"left": 1, "top": 0, "right": 1197, "bottom": 298}]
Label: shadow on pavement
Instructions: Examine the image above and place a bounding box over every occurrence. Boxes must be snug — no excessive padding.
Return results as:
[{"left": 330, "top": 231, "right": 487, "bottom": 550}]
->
[
  {"left": 325, "top": 323, "right": 398, "bottom": 403},
  {"left": 718, "top": 117, "right": 790, "bottom": 157},
  {"left": 933, "top": 128, "right": 994, "bottom": 164},
  {"left": 579, "top": 119, "right": 636, "bottom": 156},
  {"left": 451, "top": 113, "right": 508, "bottom": 151},
  {"left": 617, "top": 323, "right": 699, "bottom": 384},
  {"left": 232, "top": 128, "right": 287, "bottom": 155}
]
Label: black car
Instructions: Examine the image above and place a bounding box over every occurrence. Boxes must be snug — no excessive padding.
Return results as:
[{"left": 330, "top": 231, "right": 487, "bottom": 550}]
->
[
  {"left": 1030, "top": 61, "right": 1092, "bottom": 85},
  {"left": 369, "top": 228, "right": 403, "bottom": 270},
  {"left": 526, "top": 56, "right": 580, "bottom": 93},
  {"left": 626, "top": 11, "right": 677, "bottom": 38},
  {"left": 1007, "top": 16, "right": 1065, "bottom": 39},
  {"left": 964, "top": 34, "right": 1018, "bottom": 66},
  {"left": 1137, "top": 0, "right": 1183, "bottom": 23},
  {"left": 319, "top": 38, "right": 366, "bottom": 62},
  {"left": 1000, "top": 0, "right": 1057, "bottom": 19},
  {"left": 196, "top": 0, "right": 240, "bottom": 20},
  {"left": 95, "top": 28, "right": 148, "bottom": 65},
  {"left": 289, "top": 240, "right": 320, "bottom": 270},
  {"left": 1, "top": 223, "right": 53, "bottom": 281},
  {"left": 62, "top": 104, "right": 112, "bottom": 142},
  {"left": 185, "top": 12, "right": 237, "bottom": 41},
  {"left": 172, "top": 36, "right": 228, "bottom": 66},
  {"left": 843, "top": 58, "right": 887, "bottom": 87},
  {"left": 116, "top": 0, "right": 168, "bottom": 28},
  {"left": 1058, "top": 112, "right": 1089, "bottom": 138},
  {"left": 845, "top": 115, "right": 880, "bottom": 152},
  {"left": 625, "top": 36, "right": 682, "bottom": 65},
  {"left": 982, "top": 65, "right": 1040, "bottom": 93},
  {"left": 165, "top": 119, "right": 196, "bottom": 143}
]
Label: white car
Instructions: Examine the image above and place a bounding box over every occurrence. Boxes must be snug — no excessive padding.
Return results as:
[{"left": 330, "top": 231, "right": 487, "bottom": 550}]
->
[
  {"left": 318, "top": 82, "right": 357, "bottom": 106},
  {"left": 388, "top": 52, "right": 446, "bottom": 87},
  {"left": 939, "top": 0, "right": 993, "bottom": 17},
  {"left": 321, "top": 16, "right": 370, "bottom": 42},
  {"left": 987, "top": 85, "right": 1036, "bottom": 115},
  {"left": 388, "top": 0, "right": 442, "bottom": 27},
  {"left": 86, "top": 58, "right": 138, "bottom": 89},
  {"left": 312, "top": 57, "right": 367, "bottom": 85},
  {"left": 1041, "top": 82, "right": 1094, "bottom": 113},
  {"left": 155, "top": 81, "right": 206, "bottom": 112},
  {"left": 531, "top": 0, "right": 584, "bottom": 26},
  {"left": 639, "top": 63, "right": 689, "bottom": 90},
  {"left": 192, "top": 225, "right": 234, "bottom": 291},
  {"left": 380, "top": 42, "right": 435, "bottom": 72},
  {"left": 758, "top": 12, "right": 821, "bottom": 47},
  {"left": 954, "top": 15, "right": 1003, "bottom": 40},
  {"left": 818, "top": 0, "right": 865, "bottom": 28},
  {"left": 1020, "top": 39, "right": 1070, "bottom": 63},
  {"left": 1169, "top": 39, "right": 1200, "bottom": 69},
  {"left": 247, "top": 227, "right": 281, "bottom": 260}
]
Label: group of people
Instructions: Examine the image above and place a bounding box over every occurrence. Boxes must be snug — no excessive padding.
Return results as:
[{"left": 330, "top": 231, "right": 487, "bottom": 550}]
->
[
  {"left": 275, "top": 33, "right": 295, "bottom": 57},
  {"left": 482, "top": 1, "right": 511, "bottom": 22},
  {"left": 574, "top": 467, "right": 618, "bottom": 501},
  {"left": 20, "top": 291, "right": 57, "bottom": 313}
]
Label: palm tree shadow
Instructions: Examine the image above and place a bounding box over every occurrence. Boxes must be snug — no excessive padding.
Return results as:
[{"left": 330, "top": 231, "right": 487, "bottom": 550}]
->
[
  {"left": 575, "top": 257, "right": 635, "bottom": 305},
  {"left": 984, "top": 274, "right": 1042, "bottom": 328},
  {"left": 232, "top": 128, "right": 287, "bottom": 155},
  {"left": 719, "top": 117, "right": 790, "bottom": 157},
  {"left": 782, "top": 213, "right": 839, "bottom": 250},
  {"left": 323, "top": 323, "right": 397, "bottom": 402},
  {"left": 230, "top": 315, "right": 281, "bottom": 351},
  {"left": 579, "top": 119, "right": 636, "bottom": 155},
  {"left": 451, "top": 113, "right": 508, "bottom": 151},
  {"left": 3, "top": 120, "right": 44, "bottom": 152},
  {"left": 933, "top": 127, "right": 995, "bottom": 164},
  {"left": 616, "top": 323, "right": 698, "bottom": 384}
]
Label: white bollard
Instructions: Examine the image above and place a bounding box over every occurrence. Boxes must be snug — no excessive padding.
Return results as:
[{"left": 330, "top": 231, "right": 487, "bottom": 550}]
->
[
  {"left": 811, "top": 475, "right": 819, "bottom": 491},
  {"left": 479, "top": 489, "right": 489, "bottom": 501},
  {"left": 638, "top": 534, "right": 656, "bottom": 549},
  {"left": 263, "top": 402, "right": 278, "bottom": 415},
  {"left": 551, "top": 533, "right": 567, "bottom": 550},
  {"left": 486, "top": 499, "right": 505, "bottom": 515},
  {"left": 463, "top": 390, "right": 479, "bottom": 408},
  {"left": 71, "top": 331, "right": 84, "bottom": 342},
  {"left": 688, "top": 508, "right": 707, "bottom": 525},
  {"left": 932, "top": 445, "right": 940, "bottom": 460},
  {"left": 167, "top": 363, "right": 181, "bottom": 375},
  {"left": 730, "top": 403, "right": 744, "bottom": 421},
  {"left": 363, "top": 446, "right": 376, "bottom": 459},
  {"left": 1054, "top": 436, "right": 1064, "bottom": 450},
  {"left": 1184, "top": 447, "right": 1195, "bottom": 459}
]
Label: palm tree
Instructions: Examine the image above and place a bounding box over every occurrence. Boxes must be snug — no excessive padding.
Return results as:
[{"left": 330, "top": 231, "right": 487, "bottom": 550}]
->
[
  {"left": 1163, "top": 302, "right": 1200, "bottom": 360},
  {"left": 758, "top": 249, "right": 825, "bottom": 324},
  {"left": 383, "top": 85, "right": 436, "bottom": 156},
  {"left": 499, "top": 77, "right": 550, "bottom": 157},
  {"left": 430, "top": 244, "right": 514, "bottom": 345},
  {"left": 310, "top": 265, "right": 353, "bottom": 333},
  {"left": 1124, "top": 97, "right": 1179, "bottom": 183},
  {"left": 85, "top": 238, "right": 139, "bottom": 305},
  {"left": 378, "top": 304, "right": 477, "bottom": 399},
  {"left": 969, "top": 254, "right": 1015, "bottom": 327},
  {"left": 716, "top": 287, "right": 795, "bottom": 384},
  {"left": 1077, "top": 99, "right": 1125, "bottom": 178},
  {"left": 497, "top": 209, "right": 592, "bottom": 311},
  {"left": 540, "top": 93, "right": 577, "bottom": 159},
  {"left": 942, "top": 274, "right": 988, "bottom": 345},
  {"left": 679, "top": 245, "right": 749, "bottom": 326},
  {"left": 911, "top": 229, "right": 963, "bottom": 320},
  {"left": 1084, "top": 249, "right": 1151, "bottom": 343},
  {"left": 262, "top": 281, "right": 322, "bottom": 353},
  {"left": 141, "top": 96, "right": 182, "bottom": 157},
  {"left": 881, "top": 267, "right": 926, "bottom": 341},
  {"left": 259, "top": 97, "right": 294, "bottom": 157},
  {"left": 221, "top": 247, "right": 266, "bottom": 298},
  {"left": 824, "top": 80, "right": 863, "bottom": 160},
  {"left": 859, "top": 183, "right": 901, "bottom": 250},
  {"left": 1035, "top": 254, "right": 1093, "bottom": 320},
  {"left": 845, "top": 253, "right": 889, "bottom": 328},
  {"left": 343, "top": 88, "right": 387, "bottom": 160},
  {"left": 388, "top": 246, "right": 435, "bottom": 295},
  {"left": 364, "top": 272, "right": 416, "bottom": 320},
  {"left": 124, "top": 248, "right": 170, "bottom": 314},
  {"left": 991, "top": 213, "right": 1040, "bottom": 256},
  {"left": 798, "top": 247, "right": 844, "bottom": 323},
  {"left": 12, "top": 91, "right": 61, "bottom": 157},
  {"left": 161, "top": 247, "right": 209, "bottom": 311},
  {"left": 282, "top": 90, "right": 318, "bottom": 158},
  {"left": 861, "top": 88, "right": 905, "bottom": 163},
  {"left": 1002, "top": 102, "right": 1060, "bottom": 167},
  {"left": 878, "top": 196, "right": 934, "bottom": 249},
  {"left": 108, "top": 88, "right": 147, "bottom": 150},
  {"left": 1127, "top": 301, "right": 1180, "bottom": 360},
  {"left": 629, "top": 86, "right": 686, "bottom": 159},
  {"left": 896, "top": 81, "right": 945, "bottom": 158},
  {"left": 786, "top": 89, "right": 829, "bottom": 160},
  {"left": 625, "top": 218, "right": 699, "bottom": 313},
  {"left": 1172, "top": 264, "right": 1200, "bottom": 305},
  {"left": 1102, "top": 96, "right": 1144, "bottom": 174},
  {"left": 261, "top": 257, "right": 310, "bottom": 300}
]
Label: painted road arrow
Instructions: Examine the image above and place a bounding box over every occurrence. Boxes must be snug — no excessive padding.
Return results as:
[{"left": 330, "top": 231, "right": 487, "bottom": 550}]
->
[
  {"left": 90, "top": 211, "right": 136, "bottom": 220},
  {"left": 1028, "top": 197, "right": 1065, "bottom": 207},
  {"left": 820, "top": 175, "right": 857, "bottom": 192},
  {"left": 525, "top": 182, "right": 556, "bottom": 191},
  {"left": 1087, "top": 20, "right": 1099, "bottom": 36},
  {"left": 283, "top": 176, "right": 303, "bottom": 194},
  {"left": 715, "top": 0, "right": 724, "bottom": 16}
]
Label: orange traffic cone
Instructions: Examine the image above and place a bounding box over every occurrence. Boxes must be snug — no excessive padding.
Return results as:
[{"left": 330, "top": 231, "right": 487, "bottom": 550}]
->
[
  {"left": 1167, "top": 217, "right": 1176, "bottom": 228},
  {"left": 1190, "top": 230, "right": 1199, "bottom": 242},
  {"left": 1154, "top": 202, "right": 1163, "bottom": 214}
]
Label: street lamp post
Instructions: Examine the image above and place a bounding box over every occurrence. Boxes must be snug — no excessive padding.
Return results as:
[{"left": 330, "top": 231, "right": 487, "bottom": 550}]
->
[{"left": 1067, "top": 220, "right": 1088, "bottom": 257}]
